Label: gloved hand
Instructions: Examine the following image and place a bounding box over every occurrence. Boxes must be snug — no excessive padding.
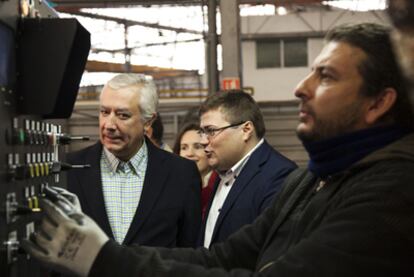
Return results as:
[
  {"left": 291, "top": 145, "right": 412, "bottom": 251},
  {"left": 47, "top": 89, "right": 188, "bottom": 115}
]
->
[
  {"left": 21, "top": 198, "right": 109, "bottom": 277},
  {"left": 43, "top": 186, "right": 82, "bottom": 213}
]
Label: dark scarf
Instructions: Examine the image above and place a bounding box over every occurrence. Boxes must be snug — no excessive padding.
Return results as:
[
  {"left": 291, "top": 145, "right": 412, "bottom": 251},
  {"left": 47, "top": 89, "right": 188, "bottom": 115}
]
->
[{"left": 303, "top": 125, "right": 410, "bottom": 178}]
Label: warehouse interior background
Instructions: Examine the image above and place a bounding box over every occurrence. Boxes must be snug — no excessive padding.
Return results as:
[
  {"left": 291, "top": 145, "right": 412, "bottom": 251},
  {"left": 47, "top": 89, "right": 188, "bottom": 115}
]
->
[{"left": 49, "top": 0, "right": 387, "bottom": 166}]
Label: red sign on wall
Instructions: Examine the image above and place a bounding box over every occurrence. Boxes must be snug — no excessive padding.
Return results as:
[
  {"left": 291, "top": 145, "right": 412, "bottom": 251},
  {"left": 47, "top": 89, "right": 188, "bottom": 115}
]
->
[{"left": 221, "top": 77, "right": 240, "bottom": 90}]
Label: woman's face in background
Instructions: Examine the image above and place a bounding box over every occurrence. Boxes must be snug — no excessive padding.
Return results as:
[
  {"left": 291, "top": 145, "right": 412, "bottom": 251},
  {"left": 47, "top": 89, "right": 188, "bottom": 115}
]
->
[{"left": 179, "top": 130, "right": 210, "bottom": 175}]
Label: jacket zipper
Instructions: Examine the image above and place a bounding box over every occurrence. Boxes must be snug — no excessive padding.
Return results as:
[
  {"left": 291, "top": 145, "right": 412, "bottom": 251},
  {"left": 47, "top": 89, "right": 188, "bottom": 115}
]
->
[{"left": 258, "top": 261, "right": 275, "bottom": 273}]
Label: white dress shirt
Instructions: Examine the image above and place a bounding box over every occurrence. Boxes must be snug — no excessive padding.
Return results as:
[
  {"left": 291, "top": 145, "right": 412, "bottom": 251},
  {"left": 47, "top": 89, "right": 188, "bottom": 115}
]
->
[{"left": 203, "top": 139, "right": 264, "bottom": 248}]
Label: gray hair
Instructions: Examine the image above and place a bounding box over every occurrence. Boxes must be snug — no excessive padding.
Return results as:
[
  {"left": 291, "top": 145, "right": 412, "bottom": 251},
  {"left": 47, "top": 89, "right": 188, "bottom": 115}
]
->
[{"left": 104, "top": 73, "right": 158, "bottom": 121}]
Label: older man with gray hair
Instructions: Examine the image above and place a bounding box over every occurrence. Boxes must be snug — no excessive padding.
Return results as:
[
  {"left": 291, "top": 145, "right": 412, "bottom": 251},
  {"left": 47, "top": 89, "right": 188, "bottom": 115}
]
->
[{"left": 66, "top": 73, "right": 202, "bottom": 247}]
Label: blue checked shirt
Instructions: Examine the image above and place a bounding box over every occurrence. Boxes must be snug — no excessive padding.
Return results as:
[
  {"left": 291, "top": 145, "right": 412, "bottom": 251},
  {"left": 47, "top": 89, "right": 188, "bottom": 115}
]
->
[{"left": 101, "top": 142, "right": 148, "bottom": 244}]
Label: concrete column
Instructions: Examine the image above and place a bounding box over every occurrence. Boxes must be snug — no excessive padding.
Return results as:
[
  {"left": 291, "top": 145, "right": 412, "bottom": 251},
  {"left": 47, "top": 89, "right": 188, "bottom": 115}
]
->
[
  {"left": 220, "top": 0, "right": 242, "bottom": 89},
  {"left": 206, "top": 0, "right": 219, "bottom": 94}
]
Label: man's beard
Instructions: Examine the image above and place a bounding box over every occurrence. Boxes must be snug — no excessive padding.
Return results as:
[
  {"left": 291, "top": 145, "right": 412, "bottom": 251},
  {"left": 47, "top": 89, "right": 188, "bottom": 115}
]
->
[{"left": 296, "top": 100, "right": 365, "bottom": 143}]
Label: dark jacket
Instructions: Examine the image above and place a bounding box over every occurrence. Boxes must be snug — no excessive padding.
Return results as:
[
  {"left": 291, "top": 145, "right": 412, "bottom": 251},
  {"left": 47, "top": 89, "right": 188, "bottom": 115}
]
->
[
  {"left": 200, "top": 140, "right": 296, "bottom": 246},
  {"left": 90, "top": 133, "right": 414, "bottom": 277},
  {"left": 67, "top": 138, "right": 202, "bottom": 247}
]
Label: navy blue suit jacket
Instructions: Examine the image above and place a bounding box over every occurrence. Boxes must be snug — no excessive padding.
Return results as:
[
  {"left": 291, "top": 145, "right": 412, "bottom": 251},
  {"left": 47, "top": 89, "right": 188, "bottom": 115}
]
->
[
  {"left": 200, "top": 140, "right": 296, "bottom": 247},
  {"left": 66, "top": 138, "right": 202, "bottom": 247}
]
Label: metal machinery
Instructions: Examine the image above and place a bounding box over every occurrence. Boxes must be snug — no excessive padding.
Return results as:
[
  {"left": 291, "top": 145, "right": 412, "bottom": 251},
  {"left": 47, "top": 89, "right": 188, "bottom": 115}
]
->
[{"left": 0, "top": 1, "right": 91, "bottom": 276}]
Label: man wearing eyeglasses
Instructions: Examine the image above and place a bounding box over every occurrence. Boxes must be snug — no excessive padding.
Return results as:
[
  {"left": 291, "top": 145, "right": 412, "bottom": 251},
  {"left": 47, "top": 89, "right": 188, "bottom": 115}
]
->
[{"left": 197, "top": 91, "right": 297, "bottom": 248}]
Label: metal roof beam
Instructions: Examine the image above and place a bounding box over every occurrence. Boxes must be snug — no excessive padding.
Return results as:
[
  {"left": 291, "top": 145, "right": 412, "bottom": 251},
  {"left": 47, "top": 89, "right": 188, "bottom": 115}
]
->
[
  {"left": 53, "top": 0, "right": 202, "bottom": 7},
  {"left": 85, "top": 60, "right": 198, "bottom": 78},
  {"left": 240, "top": 0, "right": 325, "bottom": 4},
  {"left": 92, "top": 37, "right": 203, "bottom": 54},
  {"left": 53, "top": 0, "right": 325, "bottom": 7},
  {"left": 67, "top": 11, "right": 203, "bottom": 34}
]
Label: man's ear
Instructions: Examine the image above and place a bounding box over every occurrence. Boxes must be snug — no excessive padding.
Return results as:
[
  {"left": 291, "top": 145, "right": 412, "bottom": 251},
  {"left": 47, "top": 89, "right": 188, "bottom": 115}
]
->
[
  {"left": 143, "top": 114, "right": 156, "bottom": 135},
  {"left": 242, "top": 121, "right": 255, "bottom": 141},
  {"left": 365, "top": 88, "right": 397, "bottom": 124},
  {"left": 145, "top": 125, "right": 153, "bottom": 137}
]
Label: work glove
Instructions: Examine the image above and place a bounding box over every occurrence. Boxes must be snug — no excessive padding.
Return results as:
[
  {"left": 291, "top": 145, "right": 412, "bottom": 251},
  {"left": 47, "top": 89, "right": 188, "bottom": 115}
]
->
[
  {"left": 43, "top": 186, "right": 82, "bottom": 213},
  {"left": 21, "top": 198, "right": 109, "bottom": 277}
]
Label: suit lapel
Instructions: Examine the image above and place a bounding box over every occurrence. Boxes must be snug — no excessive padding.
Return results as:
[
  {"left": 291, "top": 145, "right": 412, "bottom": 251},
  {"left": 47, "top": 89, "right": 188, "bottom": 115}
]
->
[
  {"left": 78, "top": 143, "right": 114, "bottom": 238},
  {"left": 123, "top": 139, "right": 169, "bottom": 245},
  {"left": 210, "top": 142, "right": 271, "bottom": 243}
]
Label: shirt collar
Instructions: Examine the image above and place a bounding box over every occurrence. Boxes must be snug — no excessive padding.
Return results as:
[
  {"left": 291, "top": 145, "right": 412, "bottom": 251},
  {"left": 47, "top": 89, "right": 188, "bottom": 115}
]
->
[
  {"left": 103, "top": 140, "right": 148, "bottom": 174},
  {"left": 218, "top": 138, "right": 264, "bottom": 180}
]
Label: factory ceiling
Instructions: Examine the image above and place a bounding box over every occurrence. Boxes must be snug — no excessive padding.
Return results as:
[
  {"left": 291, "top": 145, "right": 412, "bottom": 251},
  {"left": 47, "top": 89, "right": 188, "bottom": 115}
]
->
[
  {"left": 48, "top": 0, "right": 380, "bottom": 85},
  {"left": 53, "top": 0, "right": 326, "bottom": 9}
]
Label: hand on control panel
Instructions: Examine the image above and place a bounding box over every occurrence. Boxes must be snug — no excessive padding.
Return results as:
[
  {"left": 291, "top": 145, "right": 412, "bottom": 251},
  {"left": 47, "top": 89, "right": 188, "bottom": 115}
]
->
[
  {"left": 21, "top": 198, "right": 109, "bottom": 277},
  {"left": 42, "top": 186, "right": 82, "bottom": 214}
]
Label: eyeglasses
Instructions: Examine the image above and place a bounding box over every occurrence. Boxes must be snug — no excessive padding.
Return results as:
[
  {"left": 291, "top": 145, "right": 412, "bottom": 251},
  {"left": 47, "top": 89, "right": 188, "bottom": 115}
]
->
[{"left": 198, "top": 122, "right": 245, "bottom": 138}]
